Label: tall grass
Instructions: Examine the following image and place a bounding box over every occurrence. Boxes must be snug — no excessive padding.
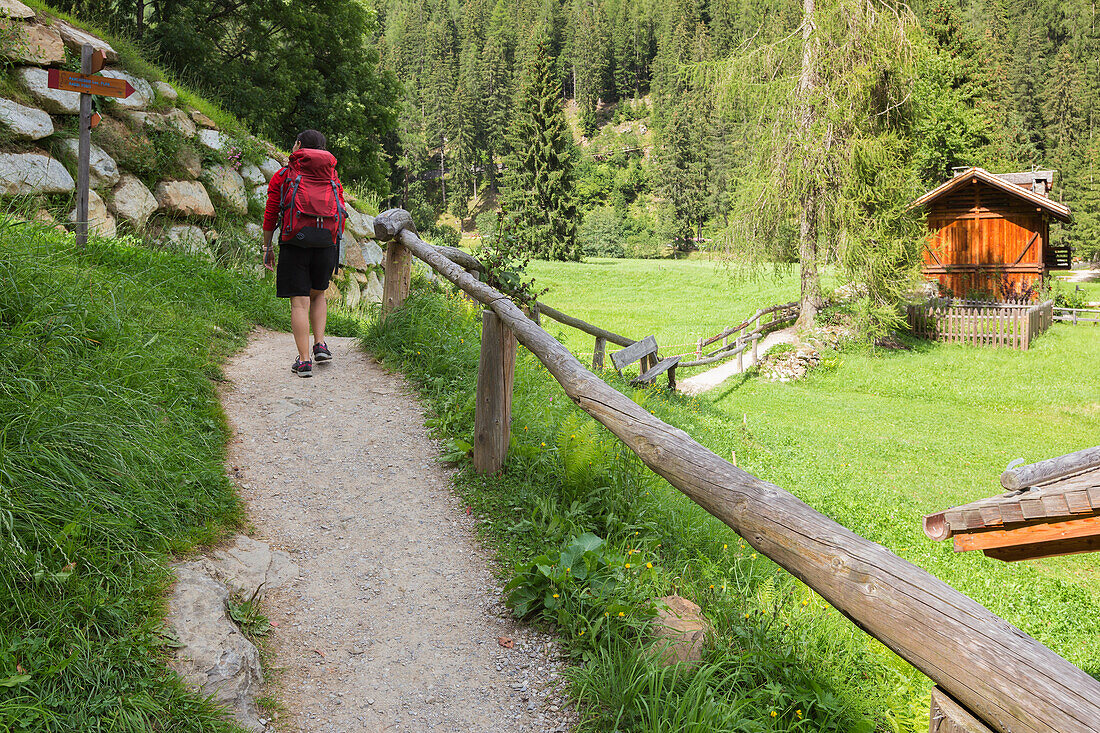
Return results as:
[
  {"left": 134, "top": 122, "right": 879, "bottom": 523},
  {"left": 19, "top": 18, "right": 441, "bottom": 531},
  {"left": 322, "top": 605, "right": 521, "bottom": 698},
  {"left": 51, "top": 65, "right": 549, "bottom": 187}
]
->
[
  {"left": 0, "top": 220, "right": 356, "bottom": 731},
  {"left": 363, "top": 290, "right": 924, "bottom": 732}
]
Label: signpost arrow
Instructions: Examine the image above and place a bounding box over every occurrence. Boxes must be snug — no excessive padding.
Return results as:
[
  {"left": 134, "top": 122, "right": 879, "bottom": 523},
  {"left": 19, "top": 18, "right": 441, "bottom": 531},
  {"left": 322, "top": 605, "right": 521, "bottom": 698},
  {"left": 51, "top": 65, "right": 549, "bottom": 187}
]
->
[{"left": 47, "top": 68, "right": 135, "bottom": 99}]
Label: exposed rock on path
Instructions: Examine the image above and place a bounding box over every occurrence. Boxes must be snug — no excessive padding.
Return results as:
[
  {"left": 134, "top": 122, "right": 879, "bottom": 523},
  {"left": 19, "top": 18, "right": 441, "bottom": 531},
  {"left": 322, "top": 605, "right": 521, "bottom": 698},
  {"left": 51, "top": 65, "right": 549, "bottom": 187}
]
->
[{"left": 221, "top": 331, "right": 575, "bottom": 733}]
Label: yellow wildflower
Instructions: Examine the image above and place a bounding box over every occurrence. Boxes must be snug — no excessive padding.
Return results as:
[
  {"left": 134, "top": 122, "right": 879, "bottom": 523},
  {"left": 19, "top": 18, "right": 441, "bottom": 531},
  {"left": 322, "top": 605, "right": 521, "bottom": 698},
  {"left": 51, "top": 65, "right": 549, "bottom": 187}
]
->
[
  {"left": 553, "top": 593, "right": 559, "bottom": 598},
  {"left": 646, "top": 562, "right": 653, "bottom": 569},
  {"left": 770, "top": 711, "right": 777, "bottom": 718},
  {"left": 624, "top": 563, "right": 631, "bottom": 569},
  {"left": 617, "top": 611, "right": 625, "bottom": 617}
]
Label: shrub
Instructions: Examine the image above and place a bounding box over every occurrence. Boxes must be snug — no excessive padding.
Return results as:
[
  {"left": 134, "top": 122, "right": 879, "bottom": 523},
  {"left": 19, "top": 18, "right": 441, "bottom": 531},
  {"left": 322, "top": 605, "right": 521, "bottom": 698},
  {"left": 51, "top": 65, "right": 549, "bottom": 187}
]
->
[
  {"left": 580, "top": 206, "right": 625, "bottom": 258},
  {"left": 425, "top": 222, "right": 460, "bottom": 249}
]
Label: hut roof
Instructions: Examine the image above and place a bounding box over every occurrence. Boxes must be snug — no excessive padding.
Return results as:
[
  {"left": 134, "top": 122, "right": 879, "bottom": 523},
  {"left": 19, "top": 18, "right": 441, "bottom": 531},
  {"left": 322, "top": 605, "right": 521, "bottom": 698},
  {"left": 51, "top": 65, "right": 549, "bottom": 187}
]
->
[
  {"left": 911, "top": 167, "right": 1072, "bottom": 223},
  {"left": 923, "top": 447, "right": 1100, "bottom": 562}
]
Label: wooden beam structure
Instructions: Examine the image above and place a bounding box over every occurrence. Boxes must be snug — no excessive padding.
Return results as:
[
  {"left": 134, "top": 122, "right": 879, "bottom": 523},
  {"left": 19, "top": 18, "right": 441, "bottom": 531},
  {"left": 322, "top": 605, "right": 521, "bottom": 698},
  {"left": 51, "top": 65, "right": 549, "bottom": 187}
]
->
[{"left": 372, "top": 209, "right": 1100, "bottom": 733}]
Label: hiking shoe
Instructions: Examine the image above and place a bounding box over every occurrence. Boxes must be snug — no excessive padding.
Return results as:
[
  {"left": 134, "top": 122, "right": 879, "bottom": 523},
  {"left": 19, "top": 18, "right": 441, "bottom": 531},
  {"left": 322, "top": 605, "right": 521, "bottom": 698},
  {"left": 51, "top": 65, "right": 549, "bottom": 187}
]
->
[
  {"left": 313, "top": 342, "right": 333, "bottom": 362},
  {"left": 292, "top": 357, "right": 312, "bottom": 378}
]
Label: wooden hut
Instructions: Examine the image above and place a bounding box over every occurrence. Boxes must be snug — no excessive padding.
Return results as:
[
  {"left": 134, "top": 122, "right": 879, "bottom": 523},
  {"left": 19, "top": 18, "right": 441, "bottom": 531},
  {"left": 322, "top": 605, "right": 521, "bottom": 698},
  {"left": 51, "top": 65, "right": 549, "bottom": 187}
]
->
[
  {"left": 911, "top": 168, "right": 1072, "bottom": 299},
  {"left": 923, "top": 447, "right": 1100, "bottom": 562}
]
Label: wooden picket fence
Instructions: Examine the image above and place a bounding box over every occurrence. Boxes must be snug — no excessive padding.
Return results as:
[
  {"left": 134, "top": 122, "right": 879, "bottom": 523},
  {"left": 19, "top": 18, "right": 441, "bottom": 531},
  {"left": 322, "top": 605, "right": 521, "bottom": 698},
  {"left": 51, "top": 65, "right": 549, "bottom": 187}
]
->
[{"left": 907, "top": 298, "right": 1054, "bottom": 350}]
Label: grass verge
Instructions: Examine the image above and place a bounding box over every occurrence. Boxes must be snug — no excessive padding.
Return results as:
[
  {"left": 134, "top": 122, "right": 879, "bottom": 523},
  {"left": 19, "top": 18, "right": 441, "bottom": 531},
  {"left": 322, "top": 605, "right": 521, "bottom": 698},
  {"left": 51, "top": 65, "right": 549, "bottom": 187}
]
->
[{"left": 0, "top": 219, "right": 357, "bottom": 731}]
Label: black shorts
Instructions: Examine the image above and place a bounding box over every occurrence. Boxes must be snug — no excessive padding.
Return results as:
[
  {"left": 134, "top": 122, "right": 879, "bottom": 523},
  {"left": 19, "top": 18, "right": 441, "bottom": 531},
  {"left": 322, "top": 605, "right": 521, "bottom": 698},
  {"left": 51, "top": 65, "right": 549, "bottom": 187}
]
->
[{"left": 276, "top": 243, "right": 338, "bottom": 298}]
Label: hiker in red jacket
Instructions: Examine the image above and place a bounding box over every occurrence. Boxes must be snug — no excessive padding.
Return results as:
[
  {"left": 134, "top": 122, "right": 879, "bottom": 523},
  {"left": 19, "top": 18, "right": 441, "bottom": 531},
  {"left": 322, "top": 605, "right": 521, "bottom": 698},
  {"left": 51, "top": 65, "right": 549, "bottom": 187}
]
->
[{"left": 262, "top": 130, "right": 347, "bottom": 377}]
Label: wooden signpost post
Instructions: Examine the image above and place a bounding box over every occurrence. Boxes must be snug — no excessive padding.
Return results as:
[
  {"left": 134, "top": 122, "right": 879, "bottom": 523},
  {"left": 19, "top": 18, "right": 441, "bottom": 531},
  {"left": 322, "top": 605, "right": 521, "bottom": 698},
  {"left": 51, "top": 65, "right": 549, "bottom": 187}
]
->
[{"left": 47, "top": 46, "right": 133, "bottom": 248}]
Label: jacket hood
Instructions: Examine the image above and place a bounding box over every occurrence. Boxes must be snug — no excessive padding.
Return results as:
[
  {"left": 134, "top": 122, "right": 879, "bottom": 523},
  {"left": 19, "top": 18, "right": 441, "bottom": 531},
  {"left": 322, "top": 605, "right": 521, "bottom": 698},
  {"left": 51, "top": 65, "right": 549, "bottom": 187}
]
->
[{"left": 289, "top": 148, "right": 337, "bottom": 176}]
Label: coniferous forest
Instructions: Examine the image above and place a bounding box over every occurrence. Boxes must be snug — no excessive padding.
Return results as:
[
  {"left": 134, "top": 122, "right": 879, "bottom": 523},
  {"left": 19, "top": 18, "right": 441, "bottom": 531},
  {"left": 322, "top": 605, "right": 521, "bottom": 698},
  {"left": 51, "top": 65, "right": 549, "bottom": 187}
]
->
[{"left": 62, "top": 0, "right": 1100, "bottom": 274}]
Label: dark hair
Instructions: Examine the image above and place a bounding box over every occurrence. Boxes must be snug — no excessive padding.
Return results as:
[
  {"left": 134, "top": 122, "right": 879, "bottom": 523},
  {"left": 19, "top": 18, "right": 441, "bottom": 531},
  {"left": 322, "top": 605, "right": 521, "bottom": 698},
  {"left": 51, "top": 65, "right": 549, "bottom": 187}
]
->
[{"left": 296, "top": 129, "right": 327, "bottom": 150}]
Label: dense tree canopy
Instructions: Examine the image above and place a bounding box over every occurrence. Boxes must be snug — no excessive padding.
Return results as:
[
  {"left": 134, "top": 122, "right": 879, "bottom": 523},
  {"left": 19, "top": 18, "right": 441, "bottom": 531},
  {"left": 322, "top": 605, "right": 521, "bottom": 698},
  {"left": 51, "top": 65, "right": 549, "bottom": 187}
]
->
[{"left": 55, "top": 0, "right": 401, "bottom": 189}]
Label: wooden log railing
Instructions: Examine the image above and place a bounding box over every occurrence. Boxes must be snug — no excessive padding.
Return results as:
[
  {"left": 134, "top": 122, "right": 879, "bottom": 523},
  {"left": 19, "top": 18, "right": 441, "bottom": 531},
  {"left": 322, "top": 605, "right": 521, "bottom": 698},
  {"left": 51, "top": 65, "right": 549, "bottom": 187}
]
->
[
  {"left": 1001, "top": 447, "right": 1100, "bottom": 492},
  {"left": 415, "top": 242, "right": 638, "bottom": 369},
  {"left": 679, "top": 301, "right": 799, "bottom": 370},
  {"left": 373, "top": 208, "right": 1100, "bottom": 732},
  {"left": 700, "top": 300, "right": 800, "bottom": 351}
]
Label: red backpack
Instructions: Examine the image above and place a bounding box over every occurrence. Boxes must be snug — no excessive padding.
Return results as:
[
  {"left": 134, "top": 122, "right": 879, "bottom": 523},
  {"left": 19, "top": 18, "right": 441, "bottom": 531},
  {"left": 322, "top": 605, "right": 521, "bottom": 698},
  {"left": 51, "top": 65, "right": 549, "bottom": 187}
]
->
[{"left": 278, "top": 149, "right": 347, "bottom": 247}]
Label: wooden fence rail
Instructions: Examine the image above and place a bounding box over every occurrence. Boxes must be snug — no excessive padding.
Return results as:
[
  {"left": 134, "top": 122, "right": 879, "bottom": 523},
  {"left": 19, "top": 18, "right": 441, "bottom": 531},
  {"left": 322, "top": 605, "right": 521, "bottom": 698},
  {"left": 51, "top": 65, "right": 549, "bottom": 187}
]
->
[
  {"left": 1054, "top": 306, "right": 1100, "bottom": 324},
  {"left": 700, "top": 301, "right": 799, "bottom": 351},
  {"left": 907, "top": 299, "right": 1054, "bottom": 350},
  {"left": 373, "top": 209, "right": 1100, "bottom": 732}
]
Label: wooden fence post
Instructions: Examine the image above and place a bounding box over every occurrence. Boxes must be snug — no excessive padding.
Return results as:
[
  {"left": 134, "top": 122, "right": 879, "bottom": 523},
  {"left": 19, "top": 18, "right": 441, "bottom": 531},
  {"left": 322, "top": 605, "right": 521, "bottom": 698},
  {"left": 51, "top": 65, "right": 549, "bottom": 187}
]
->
[
  {"left": 474, "top": 309, "right": 516, "bottom": 475},
  {"left": 593, "top": 336, "right": 606, "bottom": 371},
  {"left": 382, "top": 240, "right": 412, "bottom": 318},
  {"left": 74, "top": 44, "right": 94, "bottom": 249}
]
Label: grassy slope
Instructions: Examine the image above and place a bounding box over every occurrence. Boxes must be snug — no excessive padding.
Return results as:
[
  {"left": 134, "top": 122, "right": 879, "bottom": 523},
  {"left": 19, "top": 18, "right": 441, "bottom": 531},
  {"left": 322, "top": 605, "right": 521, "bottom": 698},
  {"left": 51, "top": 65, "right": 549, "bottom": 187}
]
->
[{"left": 527, "top": 258, "right": 828, "bottom": 360}]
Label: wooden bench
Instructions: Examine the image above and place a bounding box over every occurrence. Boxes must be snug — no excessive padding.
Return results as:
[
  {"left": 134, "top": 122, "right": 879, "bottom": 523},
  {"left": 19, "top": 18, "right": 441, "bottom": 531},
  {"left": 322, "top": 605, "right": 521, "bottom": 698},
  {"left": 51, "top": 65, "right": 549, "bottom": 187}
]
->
[{"left": 610, "top": 335, "right": 681, "bottom": 389}]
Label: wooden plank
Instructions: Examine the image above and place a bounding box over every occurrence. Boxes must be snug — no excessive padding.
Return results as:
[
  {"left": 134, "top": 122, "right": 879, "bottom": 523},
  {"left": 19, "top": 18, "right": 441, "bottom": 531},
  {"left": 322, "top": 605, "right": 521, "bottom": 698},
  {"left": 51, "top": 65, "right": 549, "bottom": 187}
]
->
[
  {"left": 1001, "top": 447, "right": 1100, "bottom": 491},
  {"left": 473, "top": 310, "right": 515, "bottom": 475},
  {"left": 1000, "top": 502, "right": 1025, "bottom": 524},
  {"left": 930, "top": 687, "right": 995, "bottom": 733},
  {"left": 954, "top": 515, "right": 1100, "bottom": 554},
  {"left": 1065, "top": 491, "right": 1091, "bottom": 514},
  {"left": 610, "top": 335, "right": 657, "bottom": 372},
  {"left": 984, "top": 534, "right": 1100, "bottom": 562},
  {"left": 379, "top": 211, "right": 1100, "bottom": 732},
  {"left": 978, "top": 505, "right": 1004, "bottom": 527},
  {"left": 632, "top": 356, "right": 680, "bottom": 386},
  {"left": 1041, "top": 493, "right": 1070, "bottom": 517}
]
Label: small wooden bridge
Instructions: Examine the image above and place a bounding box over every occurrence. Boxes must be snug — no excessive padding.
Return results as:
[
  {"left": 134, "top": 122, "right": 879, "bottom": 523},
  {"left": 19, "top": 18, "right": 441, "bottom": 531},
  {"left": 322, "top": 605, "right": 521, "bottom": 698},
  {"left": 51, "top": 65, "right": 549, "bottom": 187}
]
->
[{"left": 373, "top": 208, "right": 1100, "bottom": 733}]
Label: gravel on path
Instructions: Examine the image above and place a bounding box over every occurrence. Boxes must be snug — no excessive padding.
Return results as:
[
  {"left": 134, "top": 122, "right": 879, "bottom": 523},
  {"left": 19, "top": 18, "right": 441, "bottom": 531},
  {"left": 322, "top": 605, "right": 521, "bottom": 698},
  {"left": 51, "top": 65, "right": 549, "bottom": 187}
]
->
[{"left": 221, "top": 330, "right": 577, "bottom": 733}]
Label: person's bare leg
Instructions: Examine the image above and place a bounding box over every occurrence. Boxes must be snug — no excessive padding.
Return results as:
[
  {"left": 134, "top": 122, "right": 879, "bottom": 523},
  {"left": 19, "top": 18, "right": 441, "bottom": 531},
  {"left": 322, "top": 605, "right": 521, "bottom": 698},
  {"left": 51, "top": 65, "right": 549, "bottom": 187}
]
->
[
  {"left": 290, "top": 295, "right": 311, "bottom": 360},
  {"left": 309, "top": 288, "right": 327, "bottom": 346}
]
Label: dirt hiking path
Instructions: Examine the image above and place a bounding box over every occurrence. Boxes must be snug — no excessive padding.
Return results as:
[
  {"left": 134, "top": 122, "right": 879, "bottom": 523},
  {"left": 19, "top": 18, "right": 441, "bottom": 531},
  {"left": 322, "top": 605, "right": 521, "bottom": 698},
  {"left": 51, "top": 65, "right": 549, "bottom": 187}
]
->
[{"left": 222, "top": 329, "right": 575, "bottom": 733}]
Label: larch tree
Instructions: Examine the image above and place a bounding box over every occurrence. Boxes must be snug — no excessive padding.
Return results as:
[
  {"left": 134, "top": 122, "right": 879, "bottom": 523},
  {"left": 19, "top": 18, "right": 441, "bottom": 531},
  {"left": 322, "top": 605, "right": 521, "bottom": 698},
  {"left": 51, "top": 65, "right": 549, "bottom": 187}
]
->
[{"left": 711, "top": 0, "right": 924, "bottom": 336}]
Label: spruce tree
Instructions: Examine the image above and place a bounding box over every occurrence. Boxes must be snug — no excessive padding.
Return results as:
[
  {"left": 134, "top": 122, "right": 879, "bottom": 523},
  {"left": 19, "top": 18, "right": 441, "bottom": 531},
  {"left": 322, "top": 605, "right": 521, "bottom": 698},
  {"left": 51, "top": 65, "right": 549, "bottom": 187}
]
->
[
  {"left": 503, "top": 31, "right": 580, "bottom": 260},
  {"left": 1069, "top": 142, "right": 1100, "bottom": 262},
  {"left": 482, "top": 0, "right": 514, "bottom": 190}
]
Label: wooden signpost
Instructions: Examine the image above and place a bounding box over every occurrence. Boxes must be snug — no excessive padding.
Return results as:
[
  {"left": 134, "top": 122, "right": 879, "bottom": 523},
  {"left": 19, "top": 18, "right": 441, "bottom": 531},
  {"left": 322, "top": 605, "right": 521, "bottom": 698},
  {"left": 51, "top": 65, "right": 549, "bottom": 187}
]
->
[{"left": 47, "top": 46, "right": 132, "bottom": 248}]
